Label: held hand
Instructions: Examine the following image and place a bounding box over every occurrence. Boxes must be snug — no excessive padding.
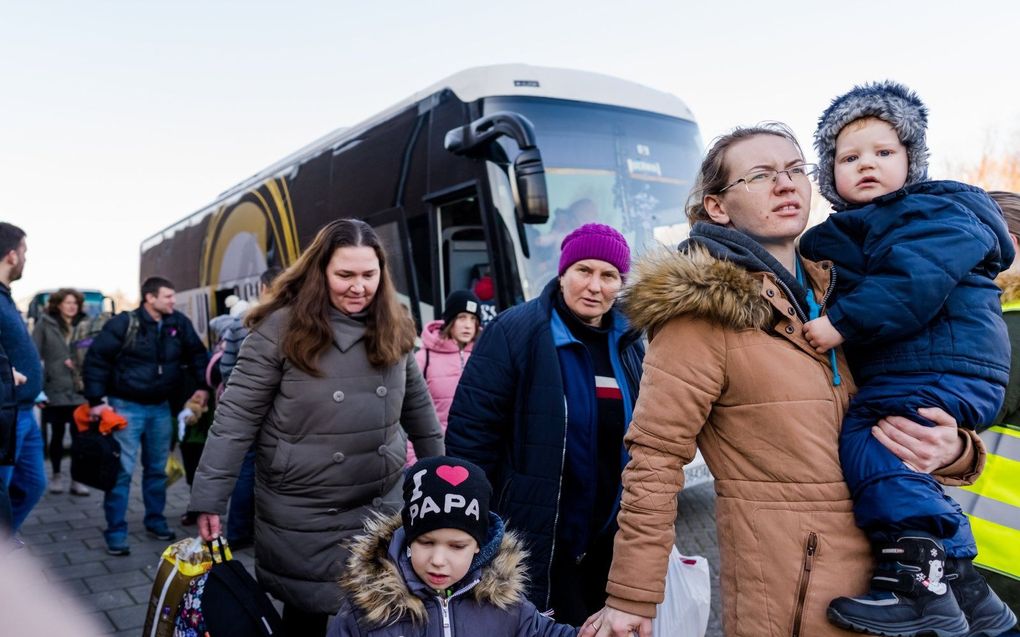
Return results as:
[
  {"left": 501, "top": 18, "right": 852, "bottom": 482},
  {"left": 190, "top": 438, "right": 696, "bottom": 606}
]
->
[
  {"left": 12, "top": 368, "right": 26, "bottom": 386},
  {"left": 64, "top": 358, "right": 75, "bottom": 369},
  {"left": 196, "top": 513, "right": 221, "bottom": 542},
  {"left": 803, "top": 316, "right": 845, "bottom": 354},
  {"left": 190, "top": 390, "right": 210, "bottom": 408},
  {"left": 872, "top": 407, "right": 963, "bottom": 473},
  {"left": 89, "top": 404, "right": 110, "bottom": 419},
  {"left": 579, "top": 606, "right": 652, "bottom": 637}
]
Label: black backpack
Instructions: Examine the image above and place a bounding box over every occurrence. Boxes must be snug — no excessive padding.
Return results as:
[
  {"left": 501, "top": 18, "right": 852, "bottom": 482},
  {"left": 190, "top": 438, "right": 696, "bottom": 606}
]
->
[
  {"left": 175, "top": 538, "right": 283, "bottom": 636},
  {"left": 70, "top": 420, "right": 121, "bottom": 491}
]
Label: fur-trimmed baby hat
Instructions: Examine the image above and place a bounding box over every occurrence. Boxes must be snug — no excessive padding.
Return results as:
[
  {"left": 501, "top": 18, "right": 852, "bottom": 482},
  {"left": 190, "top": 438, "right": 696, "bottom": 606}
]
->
[
  {"left": 814, "top": 80, "right": 929, "bottom": 208},
  {"left": 402, "top": 456, "right": 491, "bottom": 547}
]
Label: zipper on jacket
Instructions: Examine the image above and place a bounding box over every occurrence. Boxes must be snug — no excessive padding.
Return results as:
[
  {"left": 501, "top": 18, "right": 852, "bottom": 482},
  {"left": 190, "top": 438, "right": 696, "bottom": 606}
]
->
[
  {"left": 791, "top": 532, "right": 817, "bottom": 637},
  {"left": 772, "top": 277, "right": 808, "bottom": 323},
  {"left": 545, "top": 396, "right": 570, "bottom": 610},
  {"left": 819, "top": 264, "right": 837, "bottom": 310},
  {"left": 439, "top": 595, "right": 452, "bottom": 637}
]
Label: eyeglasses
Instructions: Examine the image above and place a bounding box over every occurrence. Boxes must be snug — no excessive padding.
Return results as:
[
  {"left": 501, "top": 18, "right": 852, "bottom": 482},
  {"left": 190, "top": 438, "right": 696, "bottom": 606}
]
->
[{"left": 718, "top": 163, "right": 817, "bottom": 193}]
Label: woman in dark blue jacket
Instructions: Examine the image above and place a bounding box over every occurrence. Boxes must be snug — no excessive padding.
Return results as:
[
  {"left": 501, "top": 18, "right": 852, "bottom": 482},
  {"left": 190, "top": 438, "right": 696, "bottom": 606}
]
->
[{"left": 446, "top": 223, "right": 643, "bottom": 624}]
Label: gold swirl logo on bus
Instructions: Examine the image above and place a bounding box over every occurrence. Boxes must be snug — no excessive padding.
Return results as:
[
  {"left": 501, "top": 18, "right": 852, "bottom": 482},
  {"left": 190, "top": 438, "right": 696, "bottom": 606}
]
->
[{"left": 199, "top": 177, "right": 300, "bottom": 315}]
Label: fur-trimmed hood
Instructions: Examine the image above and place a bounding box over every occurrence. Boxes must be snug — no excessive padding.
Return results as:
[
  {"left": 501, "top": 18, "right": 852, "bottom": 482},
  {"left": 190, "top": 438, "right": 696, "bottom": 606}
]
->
[
  {"left": 339, "top": 512, "right": 527, "bottom": 628},
  {"left": 815, "top": 80, "right": 929, "bottom": 210},
  {"left": 620, "top": 245, "right": 774, "bottom": 336}
]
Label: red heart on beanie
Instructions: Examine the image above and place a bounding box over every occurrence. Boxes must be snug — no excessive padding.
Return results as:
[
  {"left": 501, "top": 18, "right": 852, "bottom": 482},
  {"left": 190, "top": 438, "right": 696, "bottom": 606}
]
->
[{"left": 436, "top": 465, "right": 469, "bottom": 486}]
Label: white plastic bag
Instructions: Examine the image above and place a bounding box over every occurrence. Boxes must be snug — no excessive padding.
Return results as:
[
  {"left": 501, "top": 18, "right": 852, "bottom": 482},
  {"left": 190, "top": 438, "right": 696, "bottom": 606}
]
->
[{"left": 651, "top": 545, "right": 711, "bottom": 637}]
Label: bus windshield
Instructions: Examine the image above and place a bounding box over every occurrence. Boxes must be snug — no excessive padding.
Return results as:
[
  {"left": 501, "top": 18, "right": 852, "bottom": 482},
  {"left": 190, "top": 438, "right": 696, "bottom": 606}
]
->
[{"left": 485, "top": 97, "right": 702, "bottom": 296}]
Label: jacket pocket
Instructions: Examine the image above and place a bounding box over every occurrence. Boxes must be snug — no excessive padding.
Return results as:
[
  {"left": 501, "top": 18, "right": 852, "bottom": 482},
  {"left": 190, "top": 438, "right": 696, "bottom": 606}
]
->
[
  {"left": 268, "top": 439, "right": 293, "bottom": 482},
  {"left": 791, "top": 532, "right": 817, "bottom": 637}
]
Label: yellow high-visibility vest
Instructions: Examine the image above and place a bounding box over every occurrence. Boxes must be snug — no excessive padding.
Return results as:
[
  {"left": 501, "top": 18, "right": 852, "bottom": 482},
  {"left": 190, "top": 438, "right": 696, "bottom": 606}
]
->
[
  {"left": 945, "top": 300, "right": 1020, "bottom": 580},
  {"left": 947, "top": 424, "right": 1020, "bottom": 580}
]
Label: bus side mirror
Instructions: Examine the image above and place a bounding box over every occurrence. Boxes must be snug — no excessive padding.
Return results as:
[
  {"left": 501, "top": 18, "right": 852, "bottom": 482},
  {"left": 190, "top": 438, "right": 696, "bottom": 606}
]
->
[
  {"left": 445, "top": 111, "right": 549, "bottom": 224},
  {"left": 512, "top": 148, "right": 548, "bottom": 224}
]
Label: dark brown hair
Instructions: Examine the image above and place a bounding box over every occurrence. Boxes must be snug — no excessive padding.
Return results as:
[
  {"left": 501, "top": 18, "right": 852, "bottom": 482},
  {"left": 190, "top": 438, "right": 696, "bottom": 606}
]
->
[
  {"left": 247, "top": 219, "right": 415, "bottom": 374},
  {"left": 685, "top": 122, "right": 804, "bottom": 226},
  {"left": 45, "top": 288, "right": 86, "bottom": 334}
]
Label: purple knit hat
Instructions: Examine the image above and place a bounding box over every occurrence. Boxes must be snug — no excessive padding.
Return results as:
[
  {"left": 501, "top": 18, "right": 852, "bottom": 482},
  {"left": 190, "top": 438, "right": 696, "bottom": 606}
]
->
[{"left": 558, "top": 223, "right": 631, "bottom": 276}]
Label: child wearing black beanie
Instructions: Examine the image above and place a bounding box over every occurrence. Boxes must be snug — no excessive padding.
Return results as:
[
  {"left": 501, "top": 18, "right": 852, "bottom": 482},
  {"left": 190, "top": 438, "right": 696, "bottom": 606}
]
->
[{"left": 327, "top": 457, "right": 578, "bottom": 637}]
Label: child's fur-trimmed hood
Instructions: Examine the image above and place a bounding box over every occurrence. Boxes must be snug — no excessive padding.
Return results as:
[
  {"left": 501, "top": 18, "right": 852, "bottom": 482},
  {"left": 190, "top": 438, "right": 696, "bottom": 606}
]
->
[
  {"left": 620, "top": 245, "right": 774, "bottom": 337},
  {"left": 339, "top": 513, "right": 528, "bottom": 627}
]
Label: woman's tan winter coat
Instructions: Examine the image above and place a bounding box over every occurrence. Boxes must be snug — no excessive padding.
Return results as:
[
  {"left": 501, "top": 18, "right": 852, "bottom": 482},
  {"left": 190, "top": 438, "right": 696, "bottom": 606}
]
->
[
  {"left": 604, "top": 247, "right": 985, "bottom": 637},
  {"left": 189, "top": 307, "right": 444, "bottom": 614}
]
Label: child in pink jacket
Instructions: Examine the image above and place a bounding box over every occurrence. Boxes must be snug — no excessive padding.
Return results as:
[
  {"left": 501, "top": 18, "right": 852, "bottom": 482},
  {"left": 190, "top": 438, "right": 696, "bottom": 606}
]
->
[{"left": 409, "top": 290, "right": 482, "bottom": 466}]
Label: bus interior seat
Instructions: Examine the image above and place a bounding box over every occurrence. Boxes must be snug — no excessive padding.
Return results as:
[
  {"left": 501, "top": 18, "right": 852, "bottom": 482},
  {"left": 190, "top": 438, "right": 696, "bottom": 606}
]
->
[{"left": 441, "top": 226, "right": 488, "bottom": 293}]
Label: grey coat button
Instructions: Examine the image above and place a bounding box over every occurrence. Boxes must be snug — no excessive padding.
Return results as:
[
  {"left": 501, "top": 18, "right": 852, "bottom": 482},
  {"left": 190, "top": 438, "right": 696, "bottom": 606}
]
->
[
  {"left": 766, "top": 289, "right": 775, "bottom": 298},
  {"left": 327, "top": 508, "right": 339, "bottom": 515},
  {"left": 372, "top": 498, "right": 384, "bottom": 508},
  {"left": 332, "top": 390, "right": 345, "bottom": 402},
  {"left": 377, "top": 445, "right": 388, "bottom": 455},
  {"left": 785, "top": 325, "right": 795, "bottom": 334},
  {"left": 787, "top": 307, "right": 795, "bottom": 316},
  {"left": 375, "top": 386, "right": 388, "bottom": 397},
  {"left": 332, "top": 452, "right": 345, "bottom": 463}
]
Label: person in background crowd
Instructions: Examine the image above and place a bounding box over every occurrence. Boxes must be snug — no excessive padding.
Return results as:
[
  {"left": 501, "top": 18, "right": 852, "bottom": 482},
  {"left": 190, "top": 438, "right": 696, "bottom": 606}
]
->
[
  {"left": 32, "top": 288, "right": 90, "bottom": 497},
  {"left": 0, "top": 338, "right": 27, "bottom": 534},
  {"left": 189, "top": 219, "right": 443, "bottom": 637},
  {"left": 407, "top": 289, "right": 481, "bottom": 466},
  {"left": 446, "top": 223, "right": 643, "bottom": 624},
  {"left": 580, "top": 123, "right": 988, "bottom": 637},
  {"left": 195, "top": 265, "right": 281, "bottom": 547},
  {"left": 82, "top": 276, "right": 209, "bottom": 556},
  {"left": 219, "top": 267, "right": 283, "bottom": 385},
  {"left": 977, "top": 190, "right": 1020, "bottom": 616},
  {"left": 0, "top": 222, "right": 46, "bottom": 533},
  {"left": 327, "top": 456, "right": 578, "bottom": 637}
]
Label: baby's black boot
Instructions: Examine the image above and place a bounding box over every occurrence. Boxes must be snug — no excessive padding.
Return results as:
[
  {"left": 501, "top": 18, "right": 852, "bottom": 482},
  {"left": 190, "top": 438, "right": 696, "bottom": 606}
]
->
[
  {"left": 827, "top": 532, "right": 969, "bottom": 637},
  {"left": 944, "top": 556, "right": 1016, "bottom": 637}
]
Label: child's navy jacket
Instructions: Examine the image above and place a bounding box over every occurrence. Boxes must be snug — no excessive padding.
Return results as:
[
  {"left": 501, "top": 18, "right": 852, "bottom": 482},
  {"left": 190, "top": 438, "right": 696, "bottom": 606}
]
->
[
  {"left": 800, "top": 180, "right": 1014, "bottom": 385},
  {"left": 327, "top": 513, "right": 578, "bottom": 637}
]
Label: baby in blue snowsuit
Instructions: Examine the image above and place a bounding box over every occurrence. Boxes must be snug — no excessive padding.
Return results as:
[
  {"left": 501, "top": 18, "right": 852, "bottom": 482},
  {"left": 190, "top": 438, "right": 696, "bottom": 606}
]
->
[
  {"left": 800, "top": 81, "right": 1017, "bottom": 637},
  {"left": 327, "top": 456, "right": 577, "bottom": 637}
]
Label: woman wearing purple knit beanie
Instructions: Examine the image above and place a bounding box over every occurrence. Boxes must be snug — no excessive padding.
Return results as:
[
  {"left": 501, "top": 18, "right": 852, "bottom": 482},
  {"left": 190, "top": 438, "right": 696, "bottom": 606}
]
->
[{"left": 445, "top": 221, "right": 646, "bottom": 624}]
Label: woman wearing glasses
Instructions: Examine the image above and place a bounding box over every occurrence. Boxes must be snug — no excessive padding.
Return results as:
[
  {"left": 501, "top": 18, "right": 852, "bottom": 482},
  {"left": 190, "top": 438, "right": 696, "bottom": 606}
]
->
[{"left": 579, "top": 123, "right": 985, "bottom": 637}]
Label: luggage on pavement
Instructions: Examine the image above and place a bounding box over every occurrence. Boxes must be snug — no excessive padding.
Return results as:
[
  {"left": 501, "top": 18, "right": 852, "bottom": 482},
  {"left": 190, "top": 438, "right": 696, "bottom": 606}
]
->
[
  {"left": 144, "top": 537, "right": 227, "bottom": 637},
  {"left": 174, "top": 537, "right": 281, "bottom": 637}
]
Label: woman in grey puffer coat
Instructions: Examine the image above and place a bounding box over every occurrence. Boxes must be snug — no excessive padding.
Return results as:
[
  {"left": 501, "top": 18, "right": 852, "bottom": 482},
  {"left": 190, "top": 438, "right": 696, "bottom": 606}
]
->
[
  {"left": 189, "top": 219, "right": 444, "bottom": 637},
  {"left": 31, "top": 288, "right": 88, "bottom": 496}
]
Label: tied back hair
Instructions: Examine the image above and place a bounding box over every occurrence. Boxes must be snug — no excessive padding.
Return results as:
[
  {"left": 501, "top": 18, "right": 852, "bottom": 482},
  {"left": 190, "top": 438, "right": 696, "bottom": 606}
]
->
[
  {"left": 685, "top": 122, "right": 804, "bottom": 227},
  {"left": 247, "top": 219, "right": 416, "bottom": 374}
]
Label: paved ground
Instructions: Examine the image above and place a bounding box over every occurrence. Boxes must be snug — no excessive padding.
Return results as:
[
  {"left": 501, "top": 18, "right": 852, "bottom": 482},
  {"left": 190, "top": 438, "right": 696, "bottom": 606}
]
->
[
  {"left": 16, "top": 457, "right": 257, "bottom": 636},
  {"left": 16, "top": 457, "right": 723, "bottom": 636}
]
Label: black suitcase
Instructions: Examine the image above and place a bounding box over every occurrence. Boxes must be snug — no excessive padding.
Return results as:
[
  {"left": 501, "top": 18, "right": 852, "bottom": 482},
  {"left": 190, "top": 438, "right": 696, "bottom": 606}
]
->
[{"left": 70, "top": 422, "right": 121, "bottom": 491}]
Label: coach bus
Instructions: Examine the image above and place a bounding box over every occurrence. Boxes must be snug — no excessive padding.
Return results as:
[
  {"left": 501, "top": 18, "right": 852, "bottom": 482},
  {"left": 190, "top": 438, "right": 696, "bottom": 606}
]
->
[
  {"left": 140, "top": 64, "right": 711, "bottom": 485},
  {"left": 140, "top": 64, "right": 703, "bottom": 339}
]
